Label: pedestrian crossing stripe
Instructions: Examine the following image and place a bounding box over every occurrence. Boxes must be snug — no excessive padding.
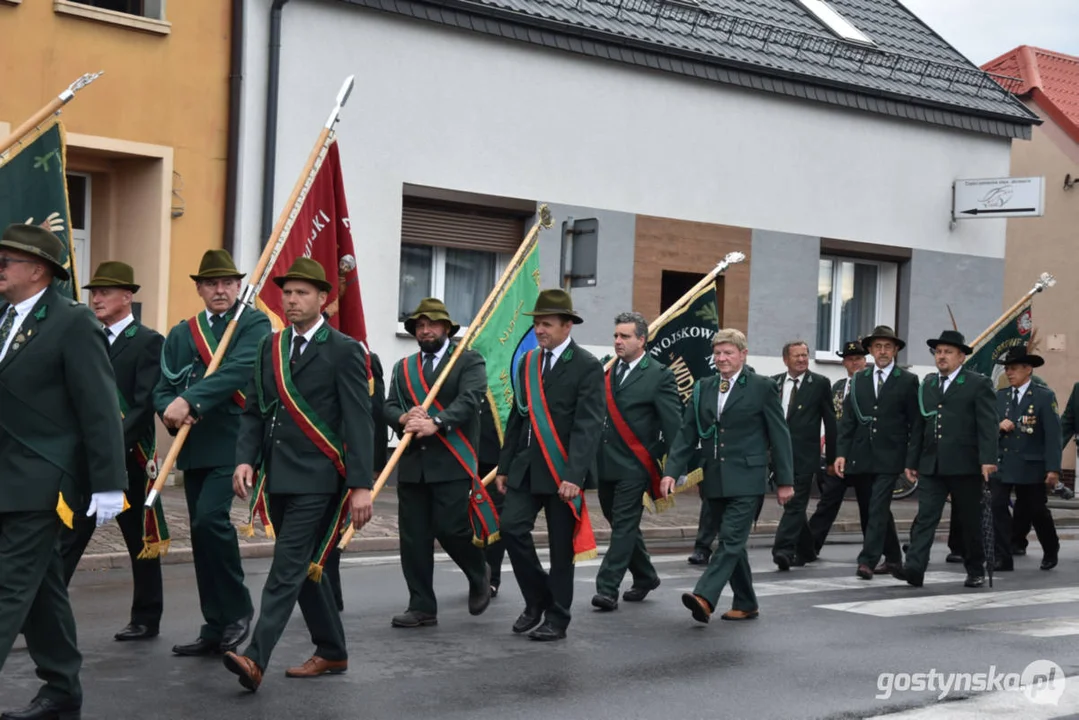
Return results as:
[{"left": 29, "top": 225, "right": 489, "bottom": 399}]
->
[
  {"left": 865, "top": 675, "right": 1079, "bottom": 719},
  {"left": 968, "top": 617, "right": 1079, "bottom": 637},
  {"left": 817, "top": 586, "right": 1079, "bottom": 618}
]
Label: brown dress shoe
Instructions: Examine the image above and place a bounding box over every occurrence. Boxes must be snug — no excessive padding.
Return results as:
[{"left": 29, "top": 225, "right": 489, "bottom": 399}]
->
[
  {"left": 681, "top": 593, "right": 713, "bottom": 624},
  {"left": 285, "top": 656, "right": 348, "bottom": 678},
  {"left": 223, "top": 651, "right": 263, "bottom": 692},
  {"left": 856, "top": 564, "right": 874, "bottom": 580},
  {"left": 721, "top": 608, "right": 760, "bottom": 621}
]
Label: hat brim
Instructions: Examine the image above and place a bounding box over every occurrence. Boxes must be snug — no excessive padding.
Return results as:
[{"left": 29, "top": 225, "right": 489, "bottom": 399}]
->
[
  {"left": 273, "top": 274, "right": 332, "bottom": 292},
  {"left": 0, "top": 239, "right": 70, "bottom": 281},
  {"left": 83, "top": 280, "right": 139, "bottom": 293},
  {"left": 926, "top": 339, "right": 973, "bottom": 355},
  {"left": 190, "top": 271, "right": 246, "bottom": 282},
  {"left": 861, "top": 335, "right": 906, "bottom": 352},
  {"left": 836, "top": 349, "right": 867, "bottom": 358},
  {"left": 404, "top": 315, "right": 460, "bottom": 337},
  {"left": 524, "top": 308, "right": 584, "bottom": 325},
  {"left": 998, "top": 354, "right": 1045, "bottom": 368}
]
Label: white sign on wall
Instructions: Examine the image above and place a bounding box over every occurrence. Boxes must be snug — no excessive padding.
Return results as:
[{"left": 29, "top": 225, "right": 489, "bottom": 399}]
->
[{"left": 952, "top": 176, "right": 1045, "bottom": 219}]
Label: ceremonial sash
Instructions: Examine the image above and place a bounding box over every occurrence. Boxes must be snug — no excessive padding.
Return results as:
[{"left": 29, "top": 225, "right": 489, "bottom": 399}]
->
[
  {"left": 400, "top": 351, "right": 500, "bottom": 547},
  {"left": 270, "top": 328, "right": 351, "bottom": 581},
  {"left": 523, "top": 349, "right": 597, "bottom": 562},
  {"left": 187, "top": 314, "right": 246, "bottom": 408},
  {"left": 117, "top": 388, "right": 171, "bottom": 558},
  {"left": 604, "top": 368, "right": 665, "bottom": 507}
]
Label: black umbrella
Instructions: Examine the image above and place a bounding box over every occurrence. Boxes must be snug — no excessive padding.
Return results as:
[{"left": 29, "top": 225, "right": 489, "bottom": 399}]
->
[{"left": 981, "top": 482, "right": 995, "bottom": 588}]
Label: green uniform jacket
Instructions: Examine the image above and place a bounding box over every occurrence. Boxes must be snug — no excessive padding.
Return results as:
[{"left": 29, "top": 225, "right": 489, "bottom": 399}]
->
[
  {"left": 836, "top": 366, "right": 920, "bottom": 475},
  {"left": 597, "top": 356, "right": 683, "bottom": 484},
  {"left": 996, "top": 383, "right": 1061, "bottom": 485},
  {"left": 384, "top": 346, "right": 487, "bottom": 484},
  {"left": 153, "top": 303, "right": 271, "bottom": 470},
  {"left": 909, "top": 368, "right": 998, "bottom": 476},
  {"left": 0, "top": 287, "right": 126, "bottom": 512},
  {"left": 236, "top": 324, "right": 373, "bottom": 493},
  {"left": 771, "top": 370, "right": 837, "bottom": 475},
  {"left": 111, "top": 322, "right": 165, "bottom": 453},
  {"left": 1059, "top": 381, "right": 1079, "bottom": 450},
  {"left": 665, "top": 371, "right": 794, "bottom": 498},
  {"left": 497, "top": 339, "right": 605, "bottom": 493}
]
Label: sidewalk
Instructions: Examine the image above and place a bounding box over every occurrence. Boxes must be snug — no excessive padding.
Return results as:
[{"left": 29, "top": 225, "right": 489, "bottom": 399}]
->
[{"left": 77, "top": 484, "right": 1079, "bottom": 571}]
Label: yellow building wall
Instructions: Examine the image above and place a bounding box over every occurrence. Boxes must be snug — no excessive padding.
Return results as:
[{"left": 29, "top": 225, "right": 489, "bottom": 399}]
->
[{"left": 0, "top": 0, "right": 231, "bottom": 328}]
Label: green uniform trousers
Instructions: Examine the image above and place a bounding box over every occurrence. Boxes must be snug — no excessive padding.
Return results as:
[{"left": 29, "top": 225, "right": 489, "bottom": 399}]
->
[
  {"left": 906, "top": 474, "right": 985, "bottom": 577},
  {"left": 693, "top": 495, "right": 760, "bottom": 613},
  {"left": 772, "top": 473, "right": 818, "bottom": 561},
  {"left": 183, "top": 466, "right": 253, "bottom": 640},
  {"left": 397, "top": 477, "right": 486, "bottom": 616},
  {"left": 851, "top": 473, "right": 902, "bottom": 568},
  {"left": 0, "top": 511, "right": 81, "bottom": 704},
  {"left": 245, "top": 492, "right": 346, "bottom": 669},
  {"left": 595, "top": 478, "right": 658, "bottom": 597}
]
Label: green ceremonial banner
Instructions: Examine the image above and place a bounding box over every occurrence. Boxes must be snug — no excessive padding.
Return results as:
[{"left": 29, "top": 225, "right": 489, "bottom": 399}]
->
[
  {"left": 964, "top": 299, "right": 1033, "bottom": 389},
  {"left": 646, "top": 280, "right": 720, "bottom": 404},
  {"left": 0, "top": 119, "right": 77, "bottom": 298},
  {"left": 467, "top": 240, "right": 541, "bottom": 442}
]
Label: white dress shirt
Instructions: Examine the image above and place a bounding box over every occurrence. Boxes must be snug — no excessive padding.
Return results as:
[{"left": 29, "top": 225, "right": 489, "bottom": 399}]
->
[
  {"left": 615, "top": 352, "right": 645, "bottom": 384},
  {"left": 781, "top": 372, "right": 805, "bottom": 414},
  {"left": 940, "top": 365, "right": 962, "bottom": 393},
  {"left": 104, "top": 314, "right": 135, "bottom": 346},
  {"left": 717, "top": 369, "right": 742, "bottom": 415},
  {"left": 290, "top": 316, "right": 325, "bottom": 359},
  {"left": 0, "top": 286, "right": 47, "bottom": 360},
  {"left": 873, "top": 361, "right": 895, "bottom": 398}
]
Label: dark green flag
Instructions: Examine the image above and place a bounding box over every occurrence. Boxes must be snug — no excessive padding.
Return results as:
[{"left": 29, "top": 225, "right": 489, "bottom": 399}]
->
[
  {"left": 964, "top": 300, "right": 1033, "bottom": 390},
  {"left": 646, "top": 280, "right": 720, "bottom": 404},
  {"left": 0, "top": 120, "right": 77, "bottom": 298}
]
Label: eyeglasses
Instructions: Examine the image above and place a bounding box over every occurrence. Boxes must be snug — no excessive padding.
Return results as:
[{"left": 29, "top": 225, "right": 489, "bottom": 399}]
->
[{"left": 0, "top": 256, "right": 36, "bottom": 271}]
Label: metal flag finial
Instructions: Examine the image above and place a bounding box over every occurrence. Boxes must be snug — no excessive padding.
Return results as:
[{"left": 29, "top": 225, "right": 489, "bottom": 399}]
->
[
  {"left": 1036, "top": 272, "right": 1056, "bottom": 291},
  {"left": 538, "top": 203, "right": 553, "bottom": 230},
  {"left": 60, "top": 72, "right": 104, "bottom": 103},
  {"left": 324, "top": 75, "right": 356, "bottom": 129}
]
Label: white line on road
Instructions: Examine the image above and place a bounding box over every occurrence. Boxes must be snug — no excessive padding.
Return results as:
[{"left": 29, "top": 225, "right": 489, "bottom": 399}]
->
[
  {"left": 668, "top": 571, "right": 970, "bottom": 597},
  {"left": 817, "top": 586, "right": 1079, "bottom": 618},
  {"left": 865, "top": 675, "right": 1079, "bottom": 719},
  {"left": 967, "top": 617, "right": 1079, "bottom": 638}
]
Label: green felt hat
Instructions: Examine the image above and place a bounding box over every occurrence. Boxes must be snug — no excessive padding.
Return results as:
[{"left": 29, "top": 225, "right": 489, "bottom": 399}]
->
[
  {"left": 404, "top": 297, "right": 460, "bottom": 336},
  {"left": 190, "top": 249, "right": 245, "bottom": 282},
  {"left": 0, "top": 223, "right": 69, "bottom": 281},
  {"left": 523, "top": 288, "right": 583, "bottom": 324},
  {"left": 83, "top": 261, "right": 139, "bottom": 292},
  {"left": 273, "top": 256, "right": 332, "bottom": 292}
]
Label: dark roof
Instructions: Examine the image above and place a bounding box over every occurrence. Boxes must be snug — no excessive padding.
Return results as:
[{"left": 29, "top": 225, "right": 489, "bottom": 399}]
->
[{"left": 342, "top": 0, "right": 1039, "bottom": 138}]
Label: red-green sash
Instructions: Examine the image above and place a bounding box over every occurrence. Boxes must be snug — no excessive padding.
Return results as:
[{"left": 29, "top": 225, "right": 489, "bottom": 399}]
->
[
  {"left": 187, "top": 313, "right": 246, "bottom": 408},
  {"left": 270, "top": 328, "right": 351, "bottom": 580},
  {"left": 116, "top": 388, "right": 170, "bottom": 558},
  {"left": 523, "top": 349, "right": 598, "bottom": 562},
  {"left": 604, "top": 368, "right": 664, "bottom": 504},
  {"left": 401, "top": 352, "right": 500, "bottom": 547}
]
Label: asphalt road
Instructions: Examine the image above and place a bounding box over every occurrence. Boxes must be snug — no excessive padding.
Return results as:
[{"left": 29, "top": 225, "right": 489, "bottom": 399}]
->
[{"left": 3, "top": 536, "right": 1079, "bottom": 719}]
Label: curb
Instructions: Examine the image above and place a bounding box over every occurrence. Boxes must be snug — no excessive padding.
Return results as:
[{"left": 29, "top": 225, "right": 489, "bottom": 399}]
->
[{"left": 77, "top": 518, "right": 1079, "bottom": 572}]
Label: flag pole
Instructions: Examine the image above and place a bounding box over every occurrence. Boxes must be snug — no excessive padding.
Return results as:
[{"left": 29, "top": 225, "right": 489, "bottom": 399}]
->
[
  {"left": 145, "top": 75, "right": 356, "bottom": 508},
  {"left": 0, "top": 72, "right": 103, "bottom": 162},
  {"left": 338, "top": 204, "right": 553, "bottom": 549},
  {"left": 968, "top": 272, "right": 1055, "bottom": 351},
  {"left": 476, "top": 250, "right": 747, "bottom": 488}
]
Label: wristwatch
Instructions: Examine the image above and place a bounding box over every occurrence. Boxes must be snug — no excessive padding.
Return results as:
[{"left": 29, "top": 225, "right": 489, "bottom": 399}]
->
[{"left": 433, "top": 416, "right": 445, "bottom": 432}]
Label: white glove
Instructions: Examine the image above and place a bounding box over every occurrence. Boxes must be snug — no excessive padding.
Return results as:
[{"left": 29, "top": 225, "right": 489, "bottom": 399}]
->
[{"left": 86, "top": 490, "right": 126, "bottom": 527}]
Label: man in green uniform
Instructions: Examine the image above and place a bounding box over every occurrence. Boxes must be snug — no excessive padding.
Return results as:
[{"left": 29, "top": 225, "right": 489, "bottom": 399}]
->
[
  {"left": 223, "top": 258, "right": 373, "bottom": 692},
  {"left": 771, "top": 340, "right": 836, "bottom": 569},
  {"left": 592, "top": 311, "right": 682, "bottom": 611},
  {"left": 496, "top": 289, "right": 605, "bottom": 641},
  {"left": 154, "top": 249, "right": 271, "bottom": 656},
  {"left": 661, "top": 329, "right": 794, "bottom": 624},
  {"left": 896, "top": 330, "right": 997, "bottom": 589},
  {"left": 990, "top": 346, "right": 1060, "bottom": 571},
  {"left": 384, "top": 298, "right": 492, "bottom": 628},
  {"left": 835, "top": 326, "right": 918, "bottom": 579},
  {"left": 59, "top": 262, "right": 166, "bottom": 641},
  {"left": 0, "top": 224, "right": 126, "bottom": 720}
]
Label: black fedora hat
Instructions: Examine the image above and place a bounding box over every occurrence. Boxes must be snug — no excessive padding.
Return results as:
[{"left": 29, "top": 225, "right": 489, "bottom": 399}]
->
[
  {"left": 861, "top": 325, "right": 905, "bottom": 352},
  {"left": 523, "top": 288, "right": 583, "bottom": 324},
  {"left": 836, "top": 340, "right": 867, "bottom": 359},
  {"left": 273, "top": 257, "right": 332, "bottom": 292},
  {"left": 927, "top": 329, "right": 973, "bottom": 355},
  {"left": 996, "top": 345, "right": 1044, "bottom": 368},
  {"left": 0, "top": 223, "right": 70, "bottom": 281},
  {"left": 404, "top": 297, "right": 461, "bottom": 337},
  {"left": 83, "top": 261, "right": 139, "bottom": 293}
]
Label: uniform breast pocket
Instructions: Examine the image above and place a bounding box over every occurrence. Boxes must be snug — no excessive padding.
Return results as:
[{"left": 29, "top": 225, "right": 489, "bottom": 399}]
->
[{"left": 744, "top": 454, "right": 767, "bottom": 467}]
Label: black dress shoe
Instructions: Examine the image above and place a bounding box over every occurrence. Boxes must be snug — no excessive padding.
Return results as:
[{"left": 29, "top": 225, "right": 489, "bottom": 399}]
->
[
  {"left": 490, "top": 584, "right": 499, "bottom": 599},
  {"left": 945, "top": 553, "right": 964, "bottom": 564},
  {"left": 391, "top": 610, "right": 438, "bottom": 628},
  {"left": 1012, "top": 547, "right": 1027, "bottom": 556},
  {"left": 591, "top": 594, "right": 618, "bottom": 611},
  {"left": 964, "top": 575, "right": 985, "bottom": 588},
  {"left": 469, "top": 565, "right": 493, "bottom": 616},
  {"left": 993, "top": 559, "right": 1014, "bottom": 572},
  {"left": 892, "top": 565, "right": 924, "bottom": 587},
  {"left": 219, "top": 615, "right": 252, "bottom": 653},
  {"left": 773, "top": 554, "right": 792, "bottom": 571},
  {"left": 512, "top": 606, "right": 544, "bottom": 634},
  {"left": 1041, "top": 555, "right": 1058, "bottom": 571},
  {"left": 172, "top": 637, "right": 220, "bottom": 657},
  {"left": 527, "top": 621, "right": 566, "bottom": 642},
  {"left": 790, "top": 556, "right": 809, "bottom": 567},
  {"left": 687, "top": 550, "right": 711, "bottom": 566},
  {"left": 622, "top": 577, "right": 661, "bottom": 602},
  {"left": 0, "top": 697, "right": 81, "bottom": 720},
  {"left": 114, "top": 623, "right": 158, "bottom": 642}
]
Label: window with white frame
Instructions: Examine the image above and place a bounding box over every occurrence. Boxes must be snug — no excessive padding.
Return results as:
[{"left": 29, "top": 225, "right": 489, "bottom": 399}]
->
[
  {"left": 816, "top": 256, "right": 897, "bottom": 358},
  {"left": 68, "top": 0, "right": 166, "bottom": 20},
  {"left": 397, "top": 199, "right": 525, "bottom": 329}
]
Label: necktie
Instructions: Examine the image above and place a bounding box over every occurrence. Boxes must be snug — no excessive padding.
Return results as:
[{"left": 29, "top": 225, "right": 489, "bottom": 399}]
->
[
  {"left": 940, "top": 374, "right": 948, "bottom": 393},
  {"left": 423, "top": 352, "right": 435, "bottom": 383},
  {"left": 104, "top": 326, "right": 114, "bottom": 345},
  {"left": 210, "top": 313, "right": 226, "bottom": 340},
  {"left": 0, "top": 307, "right": 15, "bottom": 356},
  {"left": 876, "top": 369, "right": 884, "bottom": 396},
  {"left": 1008, "top": 388, "right": 1020, "bottom": 417},
  {"left": 615, "top": 361, "right": 628, "bottom": 386},
  {"left": 786, "top": 377, "right": 799, "bottom": 419},
  {"left": 290, "top": 335, "right": 305, "bottom": 367},
  {"left": 542, "top": 350, "right": 553, "bottom": 377}
]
